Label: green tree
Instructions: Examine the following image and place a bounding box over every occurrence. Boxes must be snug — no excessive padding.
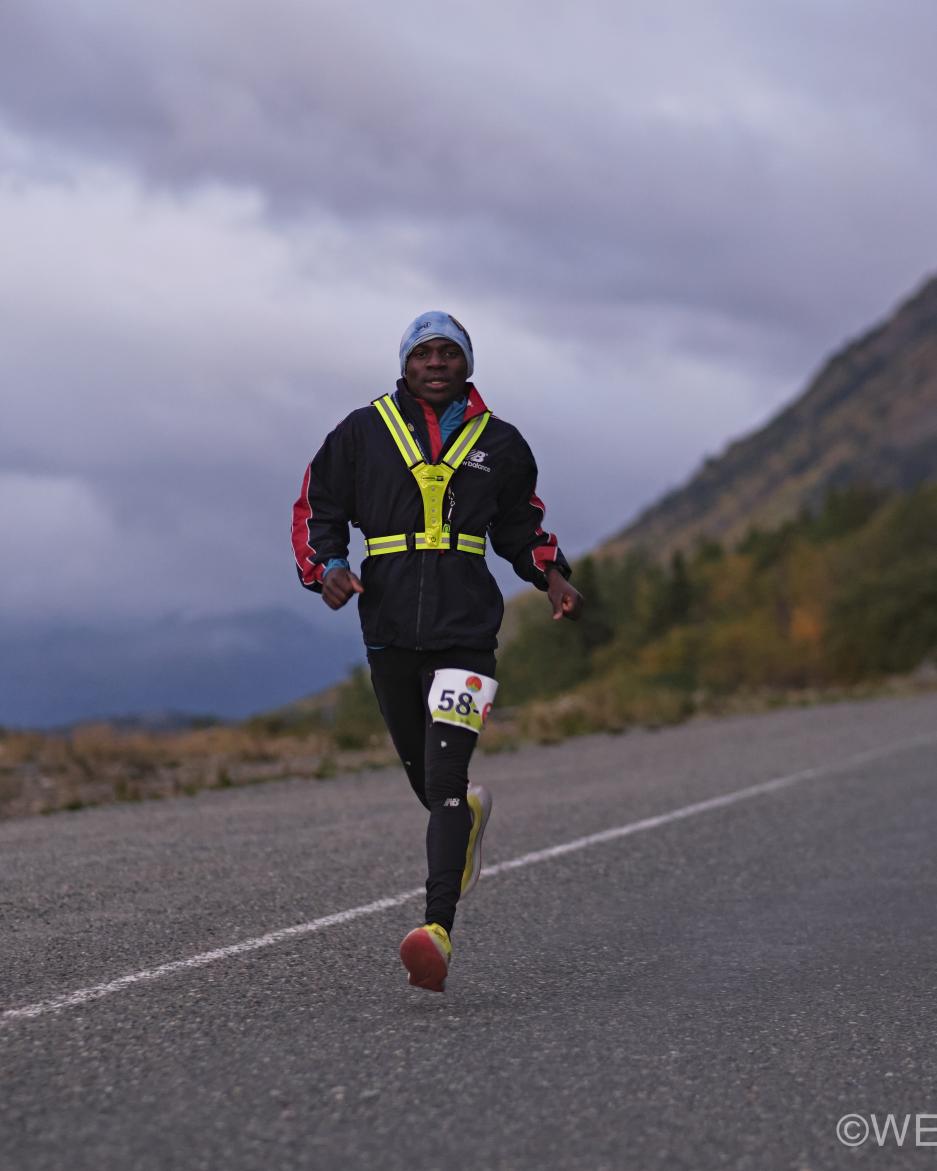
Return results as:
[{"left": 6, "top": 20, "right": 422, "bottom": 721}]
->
[
  {"left": 806, "top": 485, "right": 885, "bottom": 542},
  {"left": 645, "top": 551, "right": 694, "bottom": 638},
  {"left": 825, "top": 553, "right": 937, "bottom": 679},
  {"left": 572, "top": 556, "right": 614, "bottom": 653}
]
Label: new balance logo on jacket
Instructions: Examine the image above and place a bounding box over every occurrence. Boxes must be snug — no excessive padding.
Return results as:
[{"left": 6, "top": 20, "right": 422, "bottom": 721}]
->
[{"left": 464, "top": 448, "right": 491, "bottom": 473}]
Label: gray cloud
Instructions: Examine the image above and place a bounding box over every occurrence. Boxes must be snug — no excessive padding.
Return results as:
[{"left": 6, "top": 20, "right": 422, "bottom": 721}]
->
[
  {"left": 2, "top": 0, "right": 936, "bottom": 645},
  {"left": 3, "top": 0, "right": 935, "bottom": 348}
]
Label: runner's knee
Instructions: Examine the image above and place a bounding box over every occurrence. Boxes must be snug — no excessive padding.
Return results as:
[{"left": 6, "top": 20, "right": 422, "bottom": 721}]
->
[{"left": 425, "top": 766, "right": 468, "bottom": 807}]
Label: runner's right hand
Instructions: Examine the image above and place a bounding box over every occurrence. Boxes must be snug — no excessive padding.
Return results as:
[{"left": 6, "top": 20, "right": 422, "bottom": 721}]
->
[{"left": 322, "top": 567, "right": 365, "bottom": 610}]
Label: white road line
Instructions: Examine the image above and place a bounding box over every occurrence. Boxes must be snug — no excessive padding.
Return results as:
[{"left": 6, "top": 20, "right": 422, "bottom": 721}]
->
[
  {"left": 4, "top": 732, "right": 934, "bottom": 1023},
  {"left": 2, "top": 888, "right": 423, "bottom": 1022},
  {"left": 485, "top": 733, "right": 937, "bottom": 876}
]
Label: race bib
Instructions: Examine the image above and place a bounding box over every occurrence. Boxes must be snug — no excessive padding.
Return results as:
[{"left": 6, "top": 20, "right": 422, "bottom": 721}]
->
[{"left": 427, "top": 668, "right": 499, "bottom": 735}]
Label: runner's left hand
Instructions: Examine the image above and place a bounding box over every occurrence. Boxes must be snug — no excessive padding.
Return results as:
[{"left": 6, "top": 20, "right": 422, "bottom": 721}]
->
[{"left": 545, "top": 568, "right": 584, "bottom": 621}]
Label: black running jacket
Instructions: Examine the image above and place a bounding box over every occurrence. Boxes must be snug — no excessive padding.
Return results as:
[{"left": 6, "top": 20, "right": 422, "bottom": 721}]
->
[{"left": 291, "top": 381, "right": 571, "bottom": 651}]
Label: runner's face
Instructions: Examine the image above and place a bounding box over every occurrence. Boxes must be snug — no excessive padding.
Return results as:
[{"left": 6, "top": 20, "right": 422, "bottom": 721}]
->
[{"left": 405, "top": 337, "right": 469, "bottom": 407}]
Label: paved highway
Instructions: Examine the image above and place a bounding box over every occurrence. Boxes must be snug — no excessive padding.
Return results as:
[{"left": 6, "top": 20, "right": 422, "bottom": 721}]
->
[{"left": 3, "top": 694, "right": 937, "bottom": 1170}]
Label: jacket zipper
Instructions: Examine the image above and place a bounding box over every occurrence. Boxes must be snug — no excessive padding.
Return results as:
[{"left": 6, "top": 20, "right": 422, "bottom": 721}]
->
[{"left": 414, "top": 553, "right": 425, "bottom": 650}]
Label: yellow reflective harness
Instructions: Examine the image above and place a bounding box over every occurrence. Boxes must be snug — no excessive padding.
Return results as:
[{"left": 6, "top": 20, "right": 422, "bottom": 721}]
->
[{"left": 366, "top": 393, "right": 491, "bottom": 557}]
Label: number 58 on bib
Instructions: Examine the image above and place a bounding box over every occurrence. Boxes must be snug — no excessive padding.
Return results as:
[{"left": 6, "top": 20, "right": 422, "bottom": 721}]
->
[{"left": 427, "top": 668, "right": 498, "bottom": 735}]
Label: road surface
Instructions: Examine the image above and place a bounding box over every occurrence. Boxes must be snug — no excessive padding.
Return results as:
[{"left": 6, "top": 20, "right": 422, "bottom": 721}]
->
[{"left": 3, "top": 694, "right": 937, "bottom": 1170}]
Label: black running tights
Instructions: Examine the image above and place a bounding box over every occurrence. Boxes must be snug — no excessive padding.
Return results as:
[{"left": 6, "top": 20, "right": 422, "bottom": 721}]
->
[{"left": 367, "top": 646, "right": 496, "bottom": 935}]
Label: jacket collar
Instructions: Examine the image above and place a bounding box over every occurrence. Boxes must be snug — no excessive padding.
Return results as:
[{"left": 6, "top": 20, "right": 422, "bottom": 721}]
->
[
  {"left": 396, "top": 379, "right": 489, "bottom": 421},
  {"left": 464, "top": 384, "right": 488, "bottom": 420},
  {"left": 394, "top": 380, "right": 489, "bottom": 462}
]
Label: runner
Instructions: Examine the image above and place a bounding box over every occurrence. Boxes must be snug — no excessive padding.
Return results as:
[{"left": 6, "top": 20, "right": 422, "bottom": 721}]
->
[{"left": 292, "top": 311, "right": 583, "bottom": 991}]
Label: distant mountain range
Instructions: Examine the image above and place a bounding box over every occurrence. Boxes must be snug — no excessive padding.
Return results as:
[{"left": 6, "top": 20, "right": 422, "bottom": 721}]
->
[
  {"left": 597, "top": 275, "right": 937, "bottom": 559},
  {"left": 0, "top": 609, "right": 362, "bottom": 729},
  {"left": 12, "top": 277, "right": 937, "bottom": 730}
]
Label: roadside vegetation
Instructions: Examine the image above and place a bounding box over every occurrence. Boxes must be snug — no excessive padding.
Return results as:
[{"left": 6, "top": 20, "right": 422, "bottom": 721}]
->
[
  {"left": 0, "top": 674, "right": 392, "bottom": 819},
  {"left": 3, "top": 484, "right": 936, "bottom": 819},
  {"left": 497, "top": 483, "right": 937, "bottom": 738}
]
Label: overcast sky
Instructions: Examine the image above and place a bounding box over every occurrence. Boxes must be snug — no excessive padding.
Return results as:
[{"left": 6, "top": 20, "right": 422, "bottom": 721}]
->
[{"left": 2, "top": 0, "right": 936, "bottom": 632}]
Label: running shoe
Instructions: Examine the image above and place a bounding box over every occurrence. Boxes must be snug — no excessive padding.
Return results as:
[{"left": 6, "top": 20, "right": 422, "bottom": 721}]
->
[
  {"left": 399, "top": 923, "right": 452, "bottom": 992},
  {"left": 461, "top": 782, "right": 493, "bottom": 898}
]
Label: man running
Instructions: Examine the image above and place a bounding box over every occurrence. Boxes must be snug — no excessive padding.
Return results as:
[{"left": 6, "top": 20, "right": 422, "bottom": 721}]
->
[{"left": 292, "top": 312, "right": 582, "bottom": 991}]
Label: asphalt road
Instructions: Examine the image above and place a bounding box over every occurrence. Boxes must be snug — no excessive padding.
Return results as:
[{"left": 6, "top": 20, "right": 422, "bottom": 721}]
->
[{"left": 3, "top": 694, "right": 937, "bottom": 1171}]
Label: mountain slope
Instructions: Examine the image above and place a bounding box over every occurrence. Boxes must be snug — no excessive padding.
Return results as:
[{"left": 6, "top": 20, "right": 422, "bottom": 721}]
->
[{"left": 598, "top": 275, "right": 937, "bottom": 559}]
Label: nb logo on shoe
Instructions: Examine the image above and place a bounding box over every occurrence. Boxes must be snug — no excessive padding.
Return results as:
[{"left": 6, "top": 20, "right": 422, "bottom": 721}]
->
[{"left": 443, "top": 797, "right": 461, "bottom": 807}]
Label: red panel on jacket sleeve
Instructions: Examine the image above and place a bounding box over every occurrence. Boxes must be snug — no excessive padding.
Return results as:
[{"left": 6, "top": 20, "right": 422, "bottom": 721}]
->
[
  {"left": 528, "top": 492, "right": 559, "bottom": 573},
  {"left": 291, "top": 464, "right": 326, "bottom": 586},
  {"left": 531, "top": 532, "right": 559, "bottom": 573}
]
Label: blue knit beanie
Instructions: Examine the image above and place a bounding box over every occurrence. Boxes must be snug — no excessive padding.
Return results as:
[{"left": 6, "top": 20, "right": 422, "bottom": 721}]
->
[{"left": 399, "top": 311, "right": 474, "bottom": 378}]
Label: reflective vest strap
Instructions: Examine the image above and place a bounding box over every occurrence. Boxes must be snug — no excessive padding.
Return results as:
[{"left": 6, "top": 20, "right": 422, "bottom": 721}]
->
[
  {"left": 444, "top": 411, "right": 491, "bottom": 469},
  {"left": 372, "top": 394, "right": 424, "bottom": 467},
  {"left": 365, "top": 532, "right": 487, "bottom": 556},
  {"left": 367, "top": 396, "right": 491, "bottom": 559},
  {"left": 372, "top": 394, "right": 491, "bottom": 472},
  {"left": 456, "top": 533, "right": 487, "bottom": 554},
  {"left": 364, "top": 534, "right": 409, "bottom": 554}
]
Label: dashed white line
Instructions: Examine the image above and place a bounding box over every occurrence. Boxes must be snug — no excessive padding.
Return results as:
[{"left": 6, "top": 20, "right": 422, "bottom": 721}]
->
[{"left": 4, "top": 732, "right": 934, "bottom": 1023}]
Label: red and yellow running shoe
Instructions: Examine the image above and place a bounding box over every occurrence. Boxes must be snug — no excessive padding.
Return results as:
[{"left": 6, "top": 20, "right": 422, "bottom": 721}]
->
[{"left": 400, "top": 923, "right": 452, "bottom": 992}]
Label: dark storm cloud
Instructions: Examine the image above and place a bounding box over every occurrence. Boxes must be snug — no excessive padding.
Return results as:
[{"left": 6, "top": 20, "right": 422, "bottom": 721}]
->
[{"left": 3, "top": 0, "right": 936, "bottom": 363}]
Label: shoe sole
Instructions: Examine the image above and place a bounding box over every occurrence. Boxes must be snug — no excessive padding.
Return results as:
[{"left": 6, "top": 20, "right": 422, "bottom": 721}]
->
[
  {"left": 461, "top": 783, "right": 492, "bottom": 898},
  {"left": 400, "top": 929, "right": 449, "bottom": 993}
]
